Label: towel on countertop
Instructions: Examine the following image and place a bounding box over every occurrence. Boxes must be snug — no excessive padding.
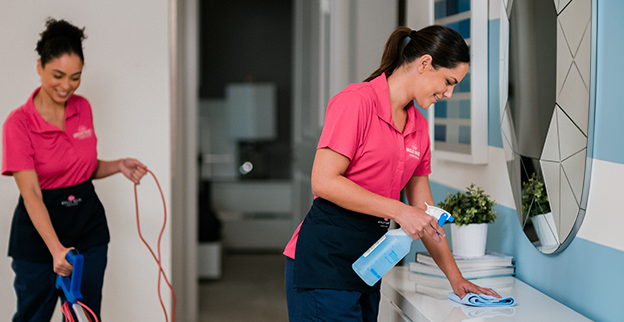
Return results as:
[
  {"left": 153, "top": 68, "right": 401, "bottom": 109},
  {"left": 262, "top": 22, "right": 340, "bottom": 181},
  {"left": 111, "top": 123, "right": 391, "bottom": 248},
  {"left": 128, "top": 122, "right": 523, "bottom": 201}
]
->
[
  {"left": 447, "top": 290, "right": 516, "bottom": 307},
  {"left": 449, "top": 301, "right": 517, "bottom": 318}
]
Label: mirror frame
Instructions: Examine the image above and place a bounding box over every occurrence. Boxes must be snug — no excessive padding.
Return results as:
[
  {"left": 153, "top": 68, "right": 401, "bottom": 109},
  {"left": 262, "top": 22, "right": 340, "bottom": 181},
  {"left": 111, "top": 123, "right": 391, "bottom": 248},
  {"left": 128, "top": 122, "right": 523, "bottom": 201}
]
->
[{"left": 500, "top": 0, "right": 597, "bottom": 254}]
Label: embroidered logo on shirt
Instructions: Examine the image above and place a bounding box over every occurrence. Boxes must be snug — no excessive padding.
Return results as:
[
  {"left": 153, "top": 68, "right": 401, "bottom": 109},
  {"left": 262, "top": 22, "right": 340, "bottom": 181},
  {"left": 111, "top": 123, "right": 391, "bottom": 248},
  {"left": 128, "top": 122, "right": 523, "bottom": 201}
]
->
[
  {"left": 406, "top": 142, "right": 421, "bottom": 159},
  {"left": 61, "top": 195, "right": 82, "bottom": 207},
  {"left": 73, "top": 125, "right": 93, "bottom": 140}
]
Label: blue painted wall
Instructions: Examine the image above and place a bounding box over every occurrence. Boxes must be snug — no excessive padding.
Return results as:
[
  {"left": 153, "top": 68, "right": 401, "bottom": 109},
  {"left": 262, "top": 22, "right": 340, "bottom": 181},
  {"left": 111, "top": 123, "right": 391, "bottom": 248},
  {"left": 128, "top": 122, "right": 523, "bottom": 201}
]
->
[
  {"left": 407, "top": 2, "right": 624, "bottom": 321},
  {"left": 594, "top": 0, "right": 624, "bottom": 165}
]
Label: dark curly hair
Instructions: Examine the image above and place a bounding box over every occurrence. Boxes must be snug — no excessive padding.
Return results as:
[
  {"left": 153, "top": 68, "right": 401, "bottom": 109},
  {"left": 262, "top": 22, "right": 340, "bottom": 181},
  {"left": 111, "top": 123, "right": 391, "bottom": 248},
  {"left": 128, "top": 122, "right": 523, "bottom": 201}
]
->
[{"left": 36, "top": 18, "right": 86, "bottom": 67}]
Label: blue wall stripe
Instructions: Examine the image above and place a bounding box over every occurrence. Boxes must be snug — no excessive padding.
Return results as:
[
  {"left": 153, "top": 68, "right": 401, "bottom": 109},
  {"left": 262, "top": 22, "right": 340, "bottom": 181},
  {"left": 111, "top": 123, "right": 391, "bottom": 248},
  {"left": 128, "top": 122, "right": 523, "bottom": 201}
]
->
[
  {"left": 488, "top": 19, "right": 503, "bottom": 148},
  {"left": 513, "top": 232, "right": 624, "bottom": 322},
  {"left": 594, "top": 0, "right": 624, "bottom": 165},
  {"left": 404, "top": 180, "right": 624, "bottom": 322}
]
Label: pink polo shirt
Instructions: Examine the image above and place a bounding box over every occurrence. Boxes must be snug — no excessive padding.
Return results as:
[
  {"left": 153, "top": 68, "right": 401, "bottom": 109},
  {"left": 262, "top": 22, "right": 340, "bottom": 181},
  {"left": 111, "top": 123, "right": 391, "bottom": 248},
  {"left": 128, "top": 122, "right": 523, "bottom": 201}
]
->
[
  {"left": 284, "top": 73, "right": 431, "bottom": 258},
  {"left": 2, "top": 88, "right": 98, "bottom": 189}
]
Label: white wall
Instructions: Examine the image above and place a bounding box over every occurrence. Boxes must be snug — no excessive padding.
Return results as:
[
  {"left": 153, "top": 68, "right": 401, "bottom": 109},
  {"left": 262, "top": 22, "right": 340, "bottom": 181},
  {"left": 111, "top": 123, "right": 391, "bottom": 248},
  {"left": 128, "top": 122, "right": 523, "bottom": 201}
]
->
[
  {"left": 350, "top": 0, "right": 399, "bottom": 83},
  {"left": 406, "top": 0, "right": 433, "bottom": 31},
  {"left": 0, "top": 1, "right": 173, "bottom": 320}
]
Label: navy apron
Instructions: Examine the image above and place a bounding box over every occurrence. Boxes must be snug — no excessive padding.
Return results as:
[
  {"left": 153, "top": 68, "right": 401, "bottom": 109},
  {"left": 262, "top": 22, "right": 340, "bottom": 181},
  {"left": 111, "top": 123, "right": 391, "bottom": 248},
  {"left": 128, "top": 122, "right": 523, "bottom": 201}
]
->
[
  {"left": 8, "top": 180, "right": 110, "bottom": 262},
  {"left": 293, "top": 198, "right": 390, "bottom": 294}
]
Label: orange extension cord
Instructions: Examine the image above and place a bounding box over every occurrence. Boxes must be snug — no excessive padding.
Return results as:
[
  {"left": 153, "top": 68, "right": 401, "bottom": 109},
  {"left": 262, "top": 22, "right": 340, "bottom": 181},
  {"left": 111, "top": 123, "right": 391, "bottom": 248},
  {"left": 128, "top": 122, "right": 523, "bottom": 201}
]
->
[
  {"left": 134, "top": 169, "right": 177, "bottom": 322},
  {"left": 61, "top": 169, "right": 176, "bottom": 321},
  {"left": 61, "top": 300, "right": 98, "bottom": 322}
]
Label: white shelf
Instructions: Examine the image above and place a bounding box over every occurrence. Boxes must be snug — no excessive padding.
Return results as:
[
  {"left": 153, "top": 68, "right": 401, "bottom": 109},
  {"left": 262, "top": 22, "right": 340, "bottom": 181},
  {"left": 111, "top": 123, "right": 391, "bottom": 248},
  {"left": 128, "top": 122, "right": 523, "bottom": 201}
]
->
[{"left": 380, "top": 267, "right": 591, "bottom": 322}]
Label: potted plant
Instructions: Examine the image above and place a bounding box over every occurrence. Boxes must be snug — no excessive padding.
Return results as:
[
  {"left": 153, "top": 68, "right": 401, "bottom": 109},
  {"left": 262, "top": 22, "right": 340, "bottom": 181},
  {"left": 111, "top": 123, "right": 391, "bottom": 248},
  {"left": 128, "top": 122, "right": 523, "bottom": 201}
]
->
[
  {"left": 437, "top": 184, "right": 497, "bottom": 258},
  {"left": 522, "top": 173, "right": 559, "bottom": 247}
]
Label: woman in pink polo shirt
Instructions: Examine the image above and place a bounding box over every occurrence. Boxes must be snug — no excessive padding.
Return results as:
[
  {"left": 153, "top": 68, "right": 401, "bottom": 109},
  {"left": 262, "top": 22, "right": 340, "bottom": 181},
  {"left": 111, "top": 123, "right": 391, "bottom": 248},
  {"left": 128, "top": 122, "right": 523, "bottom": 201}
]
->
[
  {"left": 1, "top": 19, "right": 146, "bottom": 321},
  {"left": 284, "top": 26, "right": 500, "bottom": 321}
]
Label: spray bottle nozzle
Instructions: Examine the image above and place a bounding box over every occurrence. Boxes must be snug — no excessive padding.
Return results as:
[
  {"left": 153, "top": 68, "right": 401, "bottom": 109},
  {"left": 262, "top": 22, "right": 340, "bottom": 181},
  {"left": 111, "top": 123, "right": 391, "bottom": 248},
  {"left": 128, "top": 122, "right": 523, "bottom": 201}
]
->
[{"left": 424, "top": 202, "right": 454, "bottom": 234}]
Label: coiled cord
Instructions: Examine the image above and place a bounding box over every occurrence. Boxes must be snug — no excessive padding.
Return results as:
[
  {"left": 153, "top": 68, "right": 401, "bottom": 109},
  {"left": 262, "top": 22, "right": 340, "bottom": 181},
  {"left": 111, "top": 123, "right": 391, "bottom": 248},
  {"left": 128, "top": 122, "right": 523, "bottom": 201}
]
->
[{"left": 134, "top": 169, "right": 177, "bottom": 322}]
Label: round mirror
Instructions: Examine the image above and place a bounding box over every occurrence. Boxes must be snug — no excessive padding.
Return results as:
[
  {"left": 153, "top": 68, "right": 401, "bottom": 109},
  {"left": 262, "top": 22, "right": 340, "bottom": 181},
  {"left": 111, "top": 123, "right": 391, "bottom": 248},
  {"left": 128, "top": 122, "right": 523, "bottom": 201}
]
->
[{"left": 501, "top": 0, "right": 596, "bottom": 254}]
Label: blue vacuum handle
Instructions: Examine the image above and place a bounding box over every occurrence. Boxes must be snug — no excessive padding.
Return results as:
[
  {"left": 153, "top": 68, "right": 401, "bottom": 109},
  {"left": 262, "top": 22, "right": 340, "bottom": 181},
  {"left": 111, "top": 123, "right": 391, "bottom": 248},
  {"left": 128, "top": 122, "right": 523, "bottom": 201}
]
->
[{"left": 55, "top": 249, "right": 84, "bottom": 305}]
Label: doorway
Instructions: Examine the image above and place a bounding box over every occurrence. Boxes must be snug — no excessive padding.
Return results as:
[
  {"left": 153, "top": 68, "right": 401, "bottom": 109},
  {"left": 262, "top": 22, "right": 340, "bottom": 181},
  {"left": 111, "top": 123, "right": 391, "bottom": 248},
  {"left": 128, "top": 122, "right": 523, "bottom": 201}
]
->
[
  {"left": 196, "top": 0, "right": 293, "bottom": 320},
  {"left": 193, "top": 0, "right": 402, "bottom": 320}
]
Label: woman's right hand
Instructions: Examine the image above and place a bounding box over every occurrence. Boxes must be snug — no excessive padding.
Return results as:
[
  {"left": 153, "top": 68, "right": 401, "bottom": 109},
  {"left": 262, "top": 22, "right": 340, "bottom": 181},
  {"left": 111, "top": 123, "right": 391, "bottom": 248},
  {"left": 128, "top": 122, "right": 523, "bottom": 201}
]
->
[
  {"left": 311, "top": 149, "right": 445, "bottom": 242},
  {"left": 13, "top": 171, "right": 75, "bottom": 276},
  {"left": 52, "top": 247, "right": 74, "bottom": 277},
  {"left": 395, "top": 205, "right": 445, "bottom": 243}
]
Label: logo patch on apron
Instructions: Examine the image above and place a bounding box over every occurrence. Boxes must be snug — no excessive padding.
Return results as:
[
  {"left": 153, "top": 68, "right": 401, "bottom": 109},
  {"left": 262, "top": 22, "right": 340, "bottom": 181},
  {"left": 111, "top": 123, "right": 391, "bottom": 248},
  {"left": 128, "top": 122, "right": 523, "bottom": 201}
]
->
[
  {"left": 61, "top": 195, "right": 82, "bottom": 207},
  {"left": 378, "top": 219, "right": 390, "bottom": 229}
]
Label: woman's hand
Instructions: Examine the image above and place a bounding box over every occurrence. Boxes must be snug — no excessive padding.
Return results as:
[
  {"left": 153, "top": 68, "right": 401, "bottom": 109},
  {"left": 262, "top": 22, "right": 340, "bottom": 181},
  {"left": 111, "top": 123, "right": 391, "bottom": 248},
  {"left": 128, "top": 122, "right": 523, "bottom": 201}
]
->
[
  {"left": 14, "top": 171, "right": 75, "bottom": 275},
  {"left": 93, "top": 158, "right": 147, "bottom": 182},
  {"left": 310, "top": 148, "right": 445, "bottom": 242},
  {"left": 52, "top": 247, "right": 74, "bottom": 277},
  {"left": 395, "top": 206, "right": 445, "bottom": 244},
  {"left": 450, "top": 277, "right": 502, "bottom": 299},
  {"left": 400, "top": 176, "right": 445, "bottom": 243},
  {"left": 119, "top": 158, "right": 147, "bottom": 184}
]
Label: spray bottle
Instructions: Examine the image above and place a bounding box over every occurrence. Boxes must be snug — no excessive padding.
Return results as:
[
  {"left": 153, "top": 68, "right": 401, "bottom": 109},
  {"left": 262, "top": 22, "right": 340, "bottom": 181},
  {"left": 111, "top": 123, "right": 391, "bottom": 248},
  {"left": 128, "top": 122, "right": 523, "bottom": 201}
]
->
[{"left": 352, "top": 203, "right": 454, "bottom": 286}]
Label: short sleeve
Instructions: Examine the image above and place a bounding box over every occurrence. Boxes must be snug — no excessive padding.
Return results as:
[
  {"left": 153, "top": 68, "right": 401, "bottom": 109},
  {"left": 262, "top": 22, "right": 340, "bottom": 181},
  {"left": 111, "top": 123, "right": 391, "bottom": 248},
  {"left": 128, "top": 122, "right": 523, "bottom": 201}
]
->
[
  {"left": 2, "top": 111, "right": 35, "bottom": 176},
  {"left": 317, "top": 90, "right": 372, "bottom": 160}
]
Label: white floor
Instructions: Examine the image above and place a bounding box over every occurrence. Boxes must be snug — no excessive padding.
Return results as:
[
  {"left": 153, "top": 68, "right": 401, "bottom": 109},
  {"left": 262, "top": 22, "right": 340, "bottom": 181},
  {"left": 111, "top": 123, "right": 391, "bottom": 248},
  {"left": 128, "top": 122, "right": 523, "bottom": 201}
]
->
[{"left": 199, "top": 253, "right": 289, "bottom": 322}]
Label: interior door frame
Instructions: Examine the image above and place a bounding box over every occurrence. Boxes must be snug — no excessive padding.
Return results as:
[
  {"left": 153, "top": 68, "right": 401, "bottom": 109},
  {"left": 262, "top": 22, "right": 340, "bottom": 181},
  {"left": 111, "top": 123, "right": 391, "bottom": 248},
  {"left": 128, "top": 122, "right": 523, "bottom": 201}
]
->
[
  {"left": 171, "top": 0, "right": 199, "bottom": 320},
  {"left": 290, "top": 0, "right": 398, "bottom": 229}
]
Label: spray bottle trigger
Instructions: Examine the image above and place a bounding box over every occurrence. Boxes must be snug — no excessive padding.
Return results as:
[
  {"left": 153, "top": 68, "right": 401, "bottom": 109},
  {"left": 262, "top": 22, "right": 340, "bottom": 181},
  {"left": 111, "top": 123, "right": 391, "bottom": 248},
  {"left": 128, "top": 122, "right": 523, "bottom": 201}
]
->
[
  {"left": 437, "top": 212, "right": 454, "bottom": 227},
  {"left": 424, "top": 202, "right": 454, "bottom": 235}
]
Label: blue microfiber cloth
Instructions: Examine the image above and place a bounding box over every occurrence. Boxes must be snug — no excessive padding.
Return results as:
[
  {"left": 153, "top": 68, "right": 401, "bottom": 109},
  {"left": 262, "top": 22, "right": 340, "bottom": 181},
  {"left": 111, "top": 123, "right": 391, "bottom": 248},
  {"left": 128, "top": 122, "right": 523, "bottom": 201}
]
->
[
  {"left": 449, "top": 300, "right": 517, "bottom": 318},
  {"left": 447, "top": 290, "right": 516, "bottom": 307}
]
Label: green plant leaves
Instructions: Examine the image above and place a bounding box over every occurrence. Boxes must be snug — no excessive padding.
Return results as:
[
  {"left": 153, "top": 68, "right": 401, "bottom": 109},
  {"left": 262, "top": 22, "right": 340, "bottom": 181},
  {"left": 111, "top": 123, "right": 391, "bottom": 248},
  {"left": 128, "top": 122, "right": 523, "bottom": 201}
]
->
[
  {"left": 522, "top": 173, "right": 551, "bottom": 217},
  {"left": 436, "top": 183, "right": 498, "bottom": 226}
]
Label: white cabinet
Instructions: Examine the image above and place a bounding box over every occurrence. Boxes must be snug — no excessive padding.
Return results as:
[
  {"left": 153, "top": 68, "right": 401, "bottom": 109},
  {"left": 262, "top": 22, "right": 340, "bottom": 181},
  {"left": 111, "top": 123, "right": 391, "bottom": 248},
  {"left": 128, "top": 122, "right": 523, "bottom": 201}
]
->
[
  {"left": 210, "top": 180, "right": 293, "bottom": 251},
  {"left": 380, "top": 267, "right": 591, "bottom": 322},
  {"left": 379, "top": 293, "right": 414, "bottom": 322}
]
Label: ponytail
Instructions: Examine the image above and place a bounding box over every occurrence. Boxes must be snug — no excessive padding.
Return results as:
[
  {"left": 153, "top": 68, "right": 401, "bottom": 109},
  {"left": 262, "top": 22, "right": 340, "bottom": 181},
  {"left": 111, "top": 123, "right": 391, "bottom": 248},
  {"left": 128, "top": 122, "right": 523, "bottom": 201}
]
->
[{"left": 364, "top": 25, "right": 470, "bottom": 82}]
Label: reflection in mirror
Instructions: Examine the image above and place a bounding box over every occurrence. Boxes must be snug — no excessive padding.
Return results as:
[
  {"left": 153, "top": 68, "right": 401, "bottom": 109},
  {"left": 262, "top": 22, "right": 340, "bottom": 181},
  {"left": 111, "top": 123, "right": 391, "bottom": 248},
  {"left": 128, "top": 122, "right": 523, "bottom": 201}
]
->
[
  {"left": 522, "top": 171, "right": 559, "bottom": 252},
  {"left": 502, "top": 0, "right": 594, "bottom": 254}
]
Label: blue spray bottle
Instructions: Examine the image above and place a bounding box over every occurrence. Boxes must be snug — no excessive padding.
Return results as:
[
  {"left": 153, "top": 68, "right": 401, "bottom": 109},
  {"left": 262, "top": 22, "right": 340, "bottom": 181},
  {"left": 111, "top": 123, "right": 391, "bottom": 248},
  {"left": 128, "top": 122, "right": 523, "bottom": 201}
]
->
[{"left": 352, "top": 203, "right": 454, "bottom": 286}]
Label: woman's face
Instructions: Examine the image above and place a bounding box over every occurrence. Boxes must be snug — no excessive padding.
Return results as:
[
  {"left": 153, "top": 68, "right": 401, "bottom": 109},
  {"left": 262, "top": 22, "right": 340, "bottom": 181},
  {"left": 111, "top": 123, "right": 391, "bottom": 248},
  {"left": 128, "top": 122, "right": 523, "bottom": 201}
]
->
[
  {"left": 37, "top": 53, "right": 83, "bottom": 106},
  {"left": 412, "top": 58, "right": 469, "bottom": 109}
]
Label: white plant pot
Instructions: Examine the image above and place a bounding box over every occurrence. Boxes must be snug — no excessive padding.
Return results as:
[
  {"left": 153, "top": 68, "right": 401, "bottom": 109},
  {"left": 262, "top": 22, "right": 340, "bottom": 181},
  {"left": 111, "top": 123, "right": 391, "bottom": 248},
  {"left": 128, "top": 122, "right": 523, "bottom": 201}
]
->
[
  {"left": 532, "top": 212, "right": 559, "bottom": 247},
  {"left": 451, "top": 223, "right": 488, "bottom": 258}
]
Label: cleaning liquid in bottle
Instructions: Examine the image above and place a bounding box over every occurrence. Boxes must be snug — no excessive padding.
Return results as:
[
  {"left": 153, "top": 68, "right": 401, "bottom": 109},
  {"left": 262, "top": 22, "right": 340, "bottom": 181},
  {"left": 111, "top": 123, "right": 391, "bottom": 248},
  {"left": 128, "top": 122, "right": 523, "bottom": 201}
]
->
[{"left": 352, "top": 203, "right": 454, "bottom": 286}]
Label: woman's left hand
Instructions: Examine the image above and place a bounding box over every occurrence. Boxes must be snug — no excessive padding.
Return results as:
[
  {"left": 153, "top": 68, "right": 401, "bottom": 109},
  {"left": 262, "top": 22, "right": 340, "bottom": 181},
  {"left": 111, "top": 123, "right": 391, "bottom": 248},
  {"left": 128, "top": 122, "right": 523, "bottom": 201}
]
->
[
  {"left": 450, "top": 277, "right": 501, "bottom": 299},
  {"left": 119, "top": 158, "right": 147, "bottom": 184}
]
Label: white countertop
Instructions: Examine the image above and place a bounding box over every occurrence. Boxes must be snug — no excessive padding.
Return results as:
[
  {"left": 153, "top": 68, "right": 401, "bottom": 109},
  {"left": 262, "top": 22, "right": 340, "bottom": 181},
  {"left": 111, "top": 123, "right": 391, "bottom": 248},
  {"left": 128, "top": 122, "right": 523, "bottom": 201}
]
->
[{"left": 380, "top": 267, "right": 591, "bottom": 322}]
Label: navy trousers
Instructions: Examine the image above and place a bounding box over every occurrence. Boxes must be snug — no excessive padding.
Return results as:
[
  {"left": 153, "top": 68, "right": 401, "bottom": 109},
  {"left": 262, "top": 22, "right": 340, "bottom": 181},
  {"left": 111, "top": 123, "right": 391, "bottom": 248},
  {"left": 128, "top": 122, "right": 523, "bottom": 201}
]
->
[
  {"left": 285, "top": 257, "right": 380, "bottom": 322},
  {"left": 11, "top": 244, "right": 108, "bottom": 322}
]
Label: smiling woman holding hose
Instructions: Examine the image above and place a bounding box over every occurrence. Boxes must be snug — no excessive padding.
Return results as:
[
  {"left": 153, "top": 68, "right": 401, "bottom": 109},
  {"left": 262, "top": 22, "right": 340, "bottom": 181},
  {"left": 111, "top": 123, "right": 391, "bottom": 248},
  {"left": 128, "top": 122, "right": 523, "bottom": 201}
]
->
[
  {"left": 283, "top": 25, "right": 500, "bottom": 321},
  {"left": 2, "top": 18, "right": 146, "bottom": 321}
]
